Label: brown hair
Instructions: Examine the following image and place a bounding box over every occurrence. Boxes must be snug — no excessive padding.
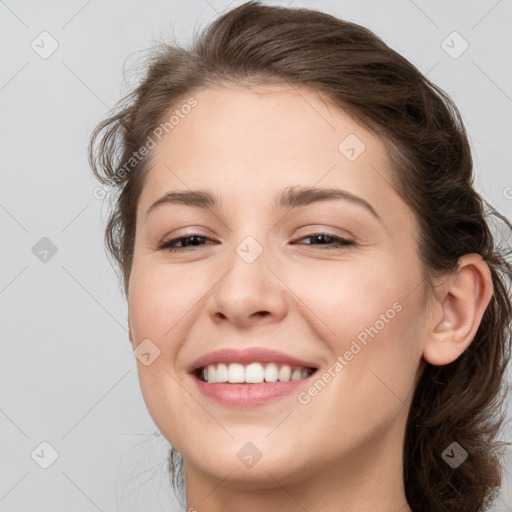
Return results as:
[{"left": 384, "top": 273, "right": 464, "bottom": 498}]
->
[{"left": 88, "top": 2, "right": 512, "bottom": 510}]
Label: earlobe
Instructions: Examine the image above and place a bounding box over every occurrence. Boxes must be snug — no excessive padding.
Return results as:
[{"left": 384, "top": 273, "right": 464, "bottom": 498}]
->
[{"left": 423, "top": 254, "right": 493, "bottom": 366}]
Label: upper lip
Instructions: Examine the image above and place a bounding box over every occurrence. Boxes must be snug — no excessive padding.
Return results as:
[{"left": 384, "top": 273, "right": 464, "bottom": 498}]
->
[{"left": 187, "top": 347, "right": 319, "bottom": 374}]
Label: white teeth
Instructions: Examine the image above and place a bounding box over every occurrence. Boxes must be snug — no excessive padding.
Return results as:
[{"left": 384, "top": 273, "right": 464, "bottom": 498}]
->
[
  {"left": 200, "top": 362, "right": 314, "bottom": 384},
  {"left": 278, "top": 365, "right": 291, "bottom": 382},
  {"left": 245, "top": 363, "right": 265, "bottom": 383},
  {"left": 264, "top": 363, "right": 278, "bottom": 382},
  {"left": 216, "top": 363, "right": 228, "bottom": 383},
  {"left": 291, "top": 368, "right": 302, "bottom": 381},
  {"left": 227, "top": 363, "right": 245, "bottom": 383}
]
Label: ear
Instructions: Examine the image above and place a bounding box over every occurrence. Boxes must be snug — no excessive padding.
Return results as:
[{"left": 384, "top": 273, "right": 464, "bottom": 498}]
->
[{"left": 423, "top": 254, "right": 493, "bottom": 366}]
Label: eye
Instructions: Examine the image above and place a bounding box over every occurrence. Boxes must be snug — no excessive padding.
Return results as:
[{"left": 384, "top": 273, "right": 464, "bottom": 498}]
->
[
  {"left": 158, "top": 232, "right": 353, "bottom": 252},
  {"left": 294, "top": 233, "right": 354, "bottom": 250},
  {"left": 158, "top": 234, "right": 213, "bottom": 251}
]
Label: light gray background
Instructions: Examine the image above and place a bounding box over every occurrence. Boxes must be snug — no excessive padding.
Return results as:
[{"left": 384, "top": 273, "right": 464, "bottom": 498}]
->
[{"left": 1, "top": 0, "right": 511, "bottom": 510}]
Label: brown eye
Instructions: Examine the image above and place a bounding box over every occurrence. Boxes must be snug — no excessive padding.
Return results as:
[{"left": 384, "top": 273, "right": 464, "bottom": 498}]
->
[
  {"left": 158, "top": 234, "right": 213, "bottom": 251},
  {"left": 296, "top": 233, "right": 354, "bottom": 249}
]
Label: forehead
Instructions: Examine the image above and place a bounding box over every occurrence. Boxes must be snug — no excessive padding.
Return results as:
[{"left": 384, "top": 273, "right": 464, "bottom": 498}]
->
[
  {"left": 138, "top": 83, "right": 405, "bottom": 221},
  {"left": 148, "top": 82, "right": 387, "bottom": 164}
]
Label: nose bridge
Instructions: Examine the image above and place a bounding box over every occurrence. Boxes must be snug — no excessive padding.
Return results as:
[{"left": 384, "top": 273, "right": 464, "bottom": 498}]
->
[{"left": 207, "top": 230, "right": 288, "bottom": 326}]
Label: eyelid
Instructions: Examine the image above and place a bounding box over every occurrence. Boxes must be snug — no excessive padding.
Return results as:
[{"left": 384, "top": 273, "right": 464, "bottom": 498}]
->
[
  {"left": 159, "top": 227, "right": 212, "bottom": 242},
  {"left": 294, "top": 225, "right": 355, "bottom": 240}
]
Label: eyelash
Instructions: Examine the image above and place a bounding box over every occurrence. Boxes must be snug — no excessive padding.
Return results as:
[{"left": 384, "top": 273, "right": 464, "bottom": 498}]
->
[{"left": 157, "top": 233, "right": 354, "bottom": 252}]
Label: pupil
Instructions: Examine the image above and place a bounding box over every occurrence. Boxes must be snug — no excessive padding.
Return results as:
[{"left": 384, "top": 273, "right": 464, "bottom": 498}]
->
[{"left": 185, "top": 236, "right": 202, "bottom": 246}]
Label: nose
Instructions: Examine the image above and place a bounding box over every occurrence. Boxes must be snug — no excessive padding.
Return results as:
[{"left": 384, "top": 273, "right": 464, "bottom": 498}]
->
[{"left": 206, "top": 243, "right": 289, "bottom": 329}]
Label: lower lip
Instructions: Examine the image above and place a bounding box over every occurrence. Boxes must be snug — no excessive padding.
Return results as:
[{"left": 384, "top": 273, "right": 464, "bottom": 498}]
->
[{"left": 190, "top": 373, "right": 315, "bottom": 406}]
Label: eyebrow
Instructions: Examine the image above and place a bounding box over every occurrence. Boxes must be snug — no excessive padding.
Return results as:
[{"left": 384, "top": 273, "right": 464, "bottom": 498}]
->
[{"left": 145, "top": 186, "right": 381, "bottom": 221}]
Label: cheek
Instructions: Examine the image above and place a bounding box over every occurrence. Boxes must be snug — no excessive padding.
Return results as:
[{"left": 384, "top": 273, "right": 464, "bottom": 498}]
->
[
  {"left": 127, "top": 262, "right": 202, "bottom": 440},
  {"left": 295, "top": 253, "right": 425, "bottom": 412},
  {"left": 128, "top": 261, "right": 203, "bottom": 344},
  {"left": 291, "top": 291, "right": 424, "bottom": 470},
  {"left": 286, "top": 254, "right": 411, "bottom": 343},
  {"left": 321, "top": 273, "right": 425, "bottom": 433}
]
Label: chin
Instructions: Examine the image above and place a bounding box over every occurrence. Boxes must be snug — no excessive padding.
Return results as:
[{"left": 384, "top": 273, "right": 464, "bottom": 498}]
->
[{"left": 181, "top": 435, "right": 320, "bottom": 488}]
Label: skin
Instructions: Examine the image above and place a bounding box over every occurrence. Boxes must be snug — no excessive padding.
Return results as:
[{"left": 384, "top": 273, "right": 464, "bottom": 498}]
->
[{"left": 126, "top": 83, "right": 493, "bottom": 512}]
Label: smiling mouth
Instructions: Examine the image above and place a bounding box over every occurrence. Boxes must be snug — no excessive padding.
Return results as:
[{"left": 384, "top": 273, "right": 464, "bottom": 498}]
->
[{"left": 195, "top": 362, "right": 317, "bottom": 384}]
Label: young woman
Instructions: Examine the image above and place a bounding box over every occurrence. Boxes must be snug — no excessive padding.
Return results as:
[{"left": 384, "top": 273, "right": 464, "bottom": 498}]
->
[{"left": 89, "top": 2, "right": 512, "bottom": 511}]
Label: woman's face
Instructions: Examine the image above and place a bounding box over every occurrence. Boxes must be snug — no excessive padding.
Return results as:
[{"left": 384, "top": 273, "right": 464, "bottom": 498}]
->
[{"left": 128, "top": 83, "right": 429, "bottom": 488}]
